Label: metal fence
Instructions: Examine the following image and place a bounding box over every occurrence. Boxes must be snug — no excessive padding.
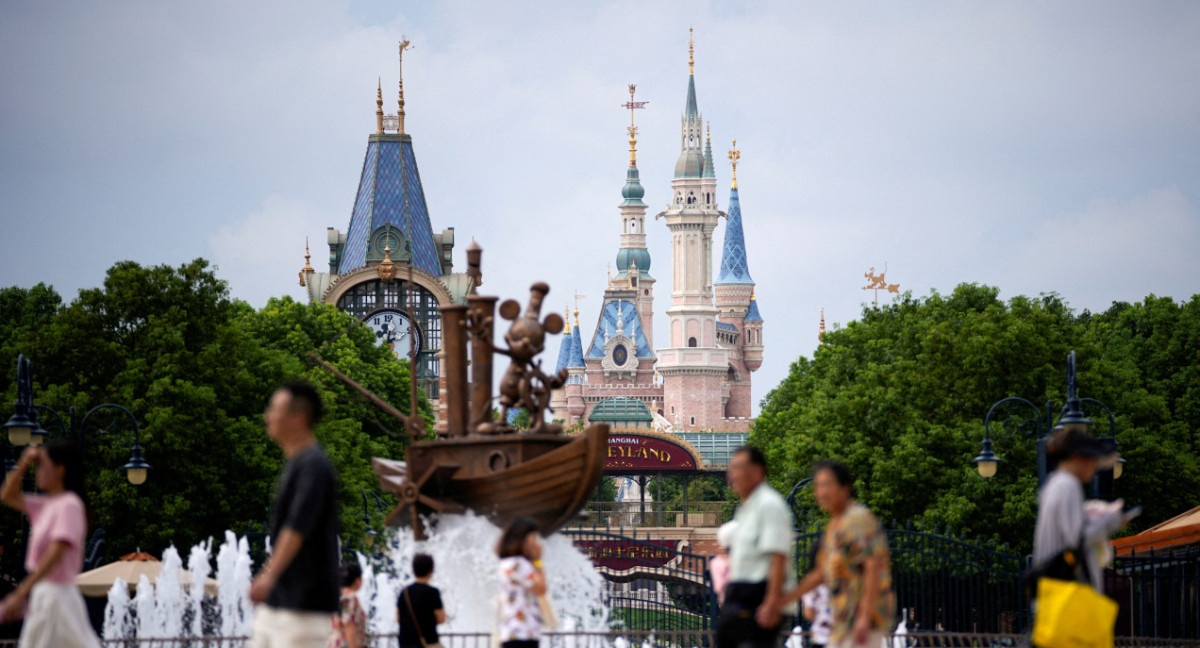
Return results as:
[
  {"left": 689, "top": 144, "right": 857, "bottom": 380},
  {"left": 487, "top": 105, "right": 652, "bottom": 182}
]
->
[
  {"left": 1108, "top": 545, "right": 1200, "bottom": 639},
  {"left": 793, "top": 529, "right": 1028, "bottom": 635},
  {"left": 0, "top": 630, "right": 1188, "bottom": 648}
]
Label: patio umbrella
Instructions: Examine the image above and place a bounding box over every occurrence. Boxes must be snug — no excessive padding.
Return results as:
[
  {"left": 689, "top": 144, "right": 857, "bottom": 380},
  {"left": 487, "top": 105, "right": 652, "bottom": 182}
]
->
[{"left": 76, "top": 551, "right": 218, "bottom": 597}]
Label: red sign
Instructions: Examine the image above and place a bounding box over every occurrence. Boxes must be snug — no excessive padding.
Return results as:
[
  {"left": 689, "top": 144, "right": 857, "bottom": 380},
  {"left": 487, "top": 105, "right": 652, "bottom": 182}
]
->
[
  {"left": 573, "top": 539, "right": 681, "bottom": 571},
  {"left": 605, "top": 433, "right": 699, "bottom": 472}
]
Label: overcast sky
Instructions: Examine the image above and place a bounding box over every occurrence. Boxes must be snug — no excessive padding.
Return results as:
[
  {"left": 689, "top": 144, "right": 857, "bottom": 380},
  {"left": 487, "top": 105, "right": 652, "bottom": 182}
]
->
[{"left": 3, "top": 1, "right": 1198, "bottom": 413}]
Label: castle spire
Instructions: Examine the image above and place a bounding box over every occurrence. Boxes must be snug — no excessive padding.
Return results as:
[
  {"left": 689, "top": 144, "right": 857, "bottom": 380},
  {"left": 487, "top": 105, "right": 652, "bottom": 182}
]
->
[
  {"left": 716, "top": 140, "right": 753, "bottom": 285},
  {"left": 376, "top": 78, "right": 384, "bottom": 134},
  {"left": 299, "top": 237, "right": 315, "bottom": 287},
  {"left": 703, "top": 121, "right": 716, "bottom": 178},
  {"left": 684, "top": 29, "right": 699, "bottom": 118},
  {"left": 622, "top": 84, "right": 648, "bottom": 167},
  {"left": 689, "top": 27, "right": 694, "bottom": 75},
  {"left": 819, "top": 308, "right": 826, "bottom": 343},
  {"left": 397, "top": 38, "right": 413, "bottom": 134}
]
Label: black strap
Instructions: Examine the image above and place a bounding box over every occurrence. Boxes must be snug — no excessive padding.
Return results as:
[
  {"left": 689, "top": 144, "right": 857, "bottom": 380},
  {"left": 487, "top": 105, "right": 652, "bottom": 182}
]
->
[{"left": 402, "top": 586, "right": 428, "bottom": 648}]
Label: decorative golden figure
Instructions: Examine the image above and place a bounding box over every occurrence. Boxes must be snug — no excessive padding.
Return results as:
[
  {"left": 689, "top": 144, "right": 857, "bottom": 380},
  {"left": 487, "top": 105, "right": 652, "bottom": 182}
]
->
[
  {"left": 862, "top": 263, "right": 900, "bottom": 308},
  {"left": 728, "top": 139, "right": 741, "bottom": 189},
  {"left": 564, "top": 306, "right": 572, "bottom": 334}
]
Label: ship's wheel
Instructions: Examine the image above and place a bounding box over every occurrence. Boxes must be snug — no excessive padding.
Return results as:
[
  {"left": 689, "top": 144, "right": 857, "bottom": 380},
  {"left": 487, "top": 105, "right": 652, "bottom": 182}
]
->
[{"left": 385, "top": 463, "right": 465, "bottom": 540}]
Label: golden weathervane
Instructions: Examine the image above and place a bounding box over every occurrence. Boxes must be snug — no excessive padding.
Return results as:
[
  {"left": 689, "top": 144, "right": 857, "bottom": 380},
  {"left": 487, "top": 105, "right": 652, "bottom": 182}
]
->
[
  {"left": 728, "top": 139, "right": 741, "bottom": 189},
  {"left": 862, "top": 263, "right": 900, "bottom": 308},
  {"left": 622, "top": 84, "right": 649, "bottom": 166}
]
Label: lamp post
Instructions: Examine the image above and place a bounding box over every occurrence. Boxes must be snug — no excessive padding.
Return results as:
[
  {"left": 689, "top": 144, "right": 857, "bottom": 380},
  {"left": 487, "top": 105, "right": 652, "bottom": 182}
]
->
[
  {"left": 361, "top": 490, "right": 389, "bottom": 549},
  {"left": 785, "top": 477, "right": 814, "bottom": 531},
  {"left": 972, "top": 350, "right": 1120, "bottom": 497},
  {"left": 3, "top": 354, "right": 151, "bottom": 485}
]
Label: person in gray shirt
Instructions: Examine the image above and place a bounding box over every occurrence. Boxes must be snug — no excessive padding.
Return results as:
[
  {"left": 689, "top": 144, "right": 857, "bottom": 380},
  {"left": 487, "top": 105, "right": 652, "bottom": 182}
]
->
[{"left": 1033, "top": 426, "right": 1125, "bottom": 590}]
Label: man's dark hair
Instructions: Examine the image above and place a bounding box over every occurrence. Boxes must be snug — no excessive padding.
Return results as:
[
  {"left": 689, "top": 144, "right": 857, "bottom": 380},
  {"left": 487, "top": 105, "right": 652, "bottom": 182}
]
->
[
  {"left": 340, "top": 563, "right": 362, "bottom": 588},
  {"left": 812, "top": 459, "right": 852, "bottom": 488},
  {"left": 734, "top": 445, "right": 768, "bottom": 472},
  {"left": 496, "top": 517, "right": 540, "bottom": 558},
  {"left": 279, "top": 380, "right": 323, "bottom": 428},
  {"left": 413, "top": 553, "right": 434, "bottom": 578},
  {"left": 44, "top": 439, "right": 86, "bottom": 497}
]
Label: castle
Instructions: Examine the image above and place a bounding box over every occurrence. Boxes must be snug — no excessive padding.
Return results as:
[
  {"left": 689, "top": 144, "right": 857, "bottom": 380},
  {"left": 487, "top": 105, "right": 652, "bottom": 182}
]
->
[{"left": 550, "top": 34, "right": 764, "bottom": 436}]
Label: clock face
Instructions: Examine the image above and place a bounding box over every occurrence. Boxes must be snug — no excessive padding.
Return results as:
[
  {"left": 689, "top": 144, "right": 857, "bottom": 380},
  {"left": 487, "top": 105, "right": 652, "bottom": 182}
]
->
[
  {"left": 363, "top": 308, "right": 423, "bottom": 360},
  {"left": 612, "top": 344, "right": 628, "bottom": 366}
]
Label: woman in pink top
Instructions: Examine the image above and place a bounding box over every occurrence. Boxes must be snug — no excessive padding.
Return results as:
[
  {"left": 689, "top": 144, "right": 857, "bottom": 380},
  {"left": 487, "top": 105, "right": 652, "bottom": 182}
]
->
[{"left": 0, "top": 440, "right": 101, "bottom": 648}]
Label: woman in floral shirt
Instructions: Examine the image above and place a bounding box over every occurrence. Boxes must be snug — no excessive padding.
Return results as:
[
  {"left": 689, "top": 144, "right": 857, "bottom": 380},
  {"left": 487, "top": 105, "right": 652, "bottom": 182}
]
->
[
  {"left": 496, "top": 517, "right": 546, "bottom": 648},
  {"left": 786, "top": 461, "right": 895, "bottom": 648},
  {"left": 330, "top": 563, "right": 367, "bottom": 648}
]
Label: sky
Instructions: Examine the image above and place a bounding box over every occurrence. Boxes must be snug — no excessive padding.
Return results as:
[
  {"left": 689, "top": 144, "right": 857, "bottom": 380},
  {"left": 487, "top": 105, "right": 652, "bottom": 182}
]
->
[{"left": 2, "top": 1, "right": 1198, "bottom": 414}]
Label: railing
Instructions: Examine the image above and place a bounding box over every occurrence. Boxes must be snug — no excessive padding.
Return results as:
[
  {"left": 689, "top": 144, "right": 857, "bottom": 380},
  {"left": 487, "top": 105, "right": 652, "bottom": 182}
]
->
[
  {"left": 566, "top": 501, "right": 729, "bottom": 529},
  {"left": 1109, "top": 545, "right": 1200, "bottom": 639},
  {"left": 16, "top": 630, "right": 1192, "bottom": 648}
]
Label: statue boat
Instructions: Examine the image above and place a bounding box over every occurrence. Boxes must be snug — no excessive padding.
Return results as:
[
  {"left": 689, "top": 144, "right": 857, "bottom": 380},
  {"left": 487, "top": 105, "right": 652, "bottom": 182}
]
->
[{"left": 314, "top": 243, "right": 608, "bottom": 539}]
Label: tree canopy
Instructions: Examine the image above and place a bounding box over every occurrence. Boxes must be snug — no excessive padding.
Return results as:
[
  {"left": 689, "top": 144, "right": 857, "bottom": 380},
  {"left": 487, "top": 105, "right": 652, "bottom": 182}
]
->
[
  {"left": 0, "top": 259, "right": 431, "bottom": 567},
  {"left": 751, "top": 283, "right": 1200, "bottom": 553}
]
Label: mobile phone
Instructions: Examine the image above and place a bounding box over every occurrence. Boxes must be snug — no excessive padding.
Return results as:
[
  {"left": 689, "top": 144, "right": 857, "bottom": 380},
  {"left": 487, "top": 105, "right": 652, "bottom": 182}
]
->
[{"left": 1122, "top": 505, "right": 1143, "bottom": 522}]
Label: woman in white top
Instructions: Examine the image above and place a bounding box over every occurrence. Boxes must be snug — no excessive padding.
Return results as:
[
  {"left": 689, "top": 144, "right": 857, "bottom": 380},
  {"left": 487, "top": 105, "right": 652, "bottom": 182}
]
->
[{"left": 496, "top": 517, "right": 546, "bottom": 648}]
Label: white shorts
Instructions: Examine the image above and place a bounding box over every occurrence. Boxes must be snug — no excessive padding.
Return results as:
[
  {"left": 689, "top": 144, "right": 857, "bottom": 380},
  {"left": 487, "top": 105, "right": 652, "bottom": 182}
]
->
[
  {"left": 19, "top": 582, "right": 101, "bottom": 648},
  {"left": 249, "top": 604, "right": 335, "bottom": 648}
]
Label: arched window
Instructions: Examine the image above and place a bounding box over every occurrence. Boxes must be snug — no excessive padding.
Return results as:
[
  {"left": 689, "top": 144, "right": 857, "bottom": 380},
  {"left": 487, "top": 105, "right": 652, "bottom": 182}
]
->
[{"left": 688, "top": 337, "right": 697, "bottom": 347}]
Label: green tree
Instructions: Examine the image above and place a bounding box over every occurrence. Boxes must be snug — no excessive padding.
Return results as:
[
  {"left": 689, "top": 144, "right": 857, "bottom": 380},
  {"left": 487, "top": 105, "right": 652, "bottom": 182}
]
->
[
  {"left": 0, "top": 260, "right": 428, "bottom": 566},
  {"left": 751, "top": 284, "right": 1200, "bottom": 554}
]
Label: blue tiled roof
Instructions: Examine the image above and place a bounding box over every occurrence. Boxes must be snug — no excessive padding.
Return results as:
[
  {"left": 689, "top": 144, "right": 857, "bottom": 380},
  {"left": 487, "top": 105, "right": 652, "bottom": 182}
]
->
[
  {"left": 338, "top": 136, "right": 442, "bottom": 276},
  {"left": 567, "top": 325, "right": 585, "bottom": 368},
  {"left": 716, "top": 322, "right": 737, "bottom": 332},
  {"left": 555, "top": 330, "right": 572, "bottom": 373},
  {"left": 716, "top": 187, "right": 754, "bottom": 284},
  {"left": 586, "top": 300, "right": 653, "bottom": 359},
  {"left": 685, "top": 74, "right": 698, "bottom": 118},
  {"left": 744, "top": 298, "right": 763, "bottom": 323}
]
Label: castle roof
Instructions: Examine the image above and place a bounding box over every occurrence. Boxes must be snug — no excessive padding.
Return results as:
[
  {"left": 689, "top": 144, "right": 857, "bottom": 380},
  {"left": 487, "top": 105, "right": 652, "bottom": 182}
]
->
[
  {"left": 716, "top": 187, "right": 753, "bottom": 284},
  {"left": 586, "top": 300, "right": 653, "bottom": 359},
  {"left": 568, "top": 323, "right": 585, "bottom": 368},
  {"left": 555, "top": 329, "right": 573, "bottom": 373},
  {"left": 337, "top": 134, "right": 443, "bottom": 276},
  {"left": 744, "top": 296, "right": 763, "bottom": 323},
  {"left": 588, "top": 397, "right": 653, "bottom": 424}
]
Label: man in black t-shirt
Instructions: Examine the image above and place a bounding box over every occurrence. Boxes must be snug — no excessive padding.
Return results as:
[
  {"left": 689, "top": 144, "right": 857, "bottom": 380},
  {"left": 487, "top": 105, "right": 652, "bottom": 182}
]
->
[
  {"left": 397, "top": 553, "right": 446, "bottom": 648},
  {"left": 249, "top": 381, "right": 340, "bottom": 648}
]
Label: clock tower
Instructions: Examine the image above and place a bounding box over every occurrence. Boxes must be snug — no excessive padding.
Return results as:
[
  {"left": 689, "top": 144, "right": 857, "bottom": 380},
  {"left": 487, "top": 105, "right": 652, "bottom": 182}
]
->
[{"left": 299, "top": 43, "right": 478, "bottom": 429}]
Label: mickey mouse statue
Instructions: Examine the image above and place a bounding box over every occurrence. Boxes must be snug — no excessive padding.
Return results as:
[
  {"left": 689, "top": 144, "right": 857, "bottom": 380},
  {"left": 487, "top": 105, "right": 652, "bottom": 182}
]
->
[{"left": 494, "top": 282, "right": 567, "bottom": 434}]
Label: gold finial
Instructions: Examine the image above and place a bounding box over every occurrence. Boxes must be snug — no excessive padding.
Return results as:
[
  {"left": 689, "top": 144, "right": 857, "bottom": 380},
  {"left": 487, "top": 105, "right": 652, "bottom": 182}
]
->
[
  {"left": 706, "top": 121, "right": 711, "bottom": 143},
  {"left": 378, "top": 228, "right": 397, "bottom": 281},
  {"left": 375, "top": 78, "right": 384, "bottom": 134},
  {"left": 688, "top": 28, "right": 694, "bottom": 75},
  {"left": 299, "top": 237, "right": 315, "bottom": 287},
  {"left": 573, "top": 289, "right": 586, "bottom": 327},
  {"left": 564, "top": 306, "right": 572, "bottom": 334},
  {"left": 819, "top": 308, "right": 826, "bottom": 344},
  {"left": 728, "top": 139, "right": 741, "bottom": 189},
  {"left": 622, "top": 84, "right": 648, "bottom": 166},
  {"left": 398, "top": 38, "right": 414, "bottom": 134}
]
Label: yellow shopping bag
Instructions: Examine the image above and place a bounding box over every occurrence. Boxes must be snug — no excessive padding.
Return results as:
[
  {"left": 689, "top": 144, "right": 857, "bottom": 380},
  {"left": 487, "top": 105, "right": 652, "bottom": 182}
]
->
[{"left": 1032, "top": 577, "right": 1118, "bottom": 648}]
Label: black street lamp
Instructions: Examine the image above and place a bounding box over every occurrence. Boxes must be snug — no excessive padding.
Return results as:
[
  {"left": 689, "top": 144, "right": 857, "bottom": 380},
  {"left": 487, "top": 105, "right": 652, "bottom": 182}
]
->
[
  {"left": 3, "top": 354, "right": 151, "bottom": 485},
  {"left": 786, "top": 477, "right": 815, "bottom": 530},
  {"left": 972, "top": 350, "right": 1121, "bottom": 497},
  {"left": 360, "top": 490, "right": 389, "bottom": 549}
]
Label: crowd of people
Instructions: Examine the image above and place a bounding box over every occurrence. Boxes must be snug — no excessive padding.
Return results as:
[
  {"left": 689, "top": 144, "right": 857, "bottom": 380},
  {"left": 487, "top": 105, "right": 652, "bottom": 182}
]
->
[{"left": 0, "top": 378, "right": 1132, "bottom": 647}]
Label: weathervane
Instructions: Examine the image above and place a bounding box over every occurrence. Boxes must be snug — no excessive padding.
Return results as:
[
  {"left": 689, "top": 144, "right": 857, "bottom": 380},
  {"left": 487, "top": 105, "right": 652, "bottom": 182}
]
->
[
  {"left": 622, "top": 84, "right": 649, "bottom": 166},
  {"left": 397, "top": 37, "right": 414, "bottom": 134},
  {"left": 862, "top": 263, "right": 900, "bottom": 308}
]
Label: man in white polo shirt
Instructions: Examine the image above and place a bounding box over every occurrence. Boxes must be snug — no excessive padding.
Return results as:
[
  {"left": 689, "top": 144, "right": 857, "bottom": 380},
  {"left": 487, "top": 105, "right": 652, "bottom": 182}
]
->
[{"left": 717, "top": 446, "right": 793, "bottom": 648}]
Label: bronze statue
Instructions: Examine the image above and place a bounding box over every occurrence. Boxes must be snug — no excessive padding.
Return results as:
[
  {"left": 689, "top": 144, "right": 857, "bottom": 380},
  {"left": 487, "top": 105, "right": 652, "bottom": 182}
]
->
[{"left": 316, "top": 244, "right": 608, "bottom": 538}]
